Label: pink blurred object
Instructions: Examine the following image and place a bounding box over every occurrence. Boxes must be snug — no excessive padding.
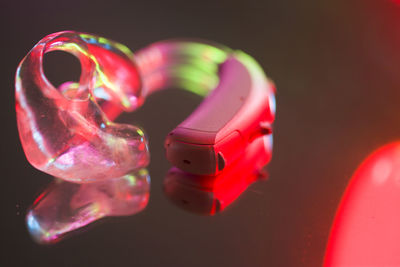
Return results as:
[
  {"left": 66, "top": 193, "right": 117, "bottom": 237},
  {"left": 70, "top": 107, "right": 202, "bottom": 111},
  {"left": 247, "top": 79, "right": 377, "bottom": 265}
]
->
[{"left": 324, "top": 142, "right": 400, "bottom": 266}]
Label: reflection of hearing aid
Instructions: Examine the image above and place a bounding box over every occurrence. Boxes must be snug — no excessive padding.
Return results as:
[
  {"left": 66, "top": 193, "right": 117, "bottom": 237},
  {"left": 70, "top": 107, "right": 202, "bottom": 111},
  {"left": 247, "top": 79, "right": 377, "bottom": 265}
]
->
[
  {"left": 164, "top": 133, "right": 273, "bottom": 215},
  {"left": 16, "top": 31, "right": 275, "bottom": 182}
]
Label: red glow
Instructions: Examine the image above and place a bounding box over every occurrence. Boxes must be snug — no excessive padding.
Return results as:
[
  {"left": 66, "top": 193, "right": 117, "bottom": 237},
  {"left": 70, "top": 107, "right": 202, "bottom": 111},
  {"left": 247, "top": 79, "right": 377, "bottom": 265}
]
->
[{"left": 324, "top": 142, "right": 400, "bottom": 266}]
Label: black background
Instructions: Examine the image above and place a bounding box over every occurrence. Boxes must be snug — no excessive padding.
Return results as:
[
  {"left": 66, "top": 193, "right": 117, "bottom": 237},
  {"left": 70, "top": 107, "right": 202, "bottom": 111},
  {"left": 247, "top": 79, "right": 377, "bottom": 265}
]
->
[{"left": 1, "top": 0, "right": 400, "bottom": 266}]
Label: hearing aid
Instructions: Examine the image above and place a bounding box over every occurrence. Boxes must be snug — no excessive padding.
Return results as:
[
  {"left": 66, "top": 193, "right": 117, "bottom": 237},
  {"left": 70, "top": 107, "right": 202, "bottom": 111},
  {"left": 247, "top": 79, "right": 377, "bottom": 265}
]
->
[{"left": 15, "top": 31, "right": 275, "bottom": 182}]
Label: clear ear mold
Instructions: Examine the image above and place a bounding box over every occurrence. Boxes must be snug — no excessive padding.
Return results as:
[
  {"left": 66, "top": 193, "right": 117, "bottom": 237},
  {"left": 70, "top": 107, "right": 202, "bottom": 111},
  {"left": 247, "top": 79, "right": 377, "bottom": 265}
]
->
[{"left": 16, "top": 32, "right": 148, "bottom": 183}]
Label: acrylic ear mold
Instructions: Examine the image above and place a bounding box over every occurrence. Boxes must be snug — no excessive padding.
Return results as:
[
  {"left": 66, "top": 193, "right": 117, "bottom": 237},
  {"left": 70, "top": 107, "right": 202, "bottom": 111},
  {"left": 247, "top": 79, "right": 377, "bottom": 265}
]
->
[{"left": 16, "top": 31, "right": 148, "bottom": 183}]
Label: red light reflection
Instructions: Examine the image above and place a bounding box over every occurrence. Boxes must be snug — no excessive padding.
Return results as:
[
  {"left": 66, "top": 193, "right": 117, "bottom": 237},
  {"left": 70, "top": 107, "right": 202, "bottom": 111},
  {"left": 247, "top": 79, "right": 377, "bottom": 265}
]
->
[{"left": 324, "top": 142, "right": 400, "bottom": 266}]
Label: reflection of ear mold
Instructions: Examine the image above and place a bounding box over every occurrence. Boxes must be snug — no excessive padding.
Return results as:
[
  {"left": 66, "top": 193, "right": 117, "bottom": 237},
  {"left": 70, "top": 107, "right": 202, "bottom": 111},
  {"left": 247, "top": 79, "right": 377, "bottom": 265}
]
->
[
  {"left": 26, "top": 169, "right": 150, "bottom": 244},
  {"left": 16, "top": 31, "right": 275, "bottom": 183}
]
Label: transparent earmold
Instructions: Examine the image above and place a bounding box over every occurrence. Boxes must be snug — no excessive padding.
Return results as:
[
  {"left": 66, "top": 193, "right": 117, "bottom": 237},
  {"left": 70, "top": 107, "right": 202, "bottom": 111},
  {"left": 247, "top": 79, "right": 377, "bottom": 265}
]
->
[{"left": 16, "top": 31, "right": 149, "bottom": 183}]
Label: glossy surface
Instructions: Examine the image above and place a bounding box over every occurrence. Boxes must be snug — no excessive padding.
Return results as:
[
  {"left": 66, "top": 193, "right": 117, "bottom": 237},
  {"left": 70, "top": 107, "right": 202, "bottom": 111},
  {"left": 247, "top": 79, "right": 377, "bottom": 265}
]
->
[{"left": 2, "top": 0, "right": 400, "bottom": 266}]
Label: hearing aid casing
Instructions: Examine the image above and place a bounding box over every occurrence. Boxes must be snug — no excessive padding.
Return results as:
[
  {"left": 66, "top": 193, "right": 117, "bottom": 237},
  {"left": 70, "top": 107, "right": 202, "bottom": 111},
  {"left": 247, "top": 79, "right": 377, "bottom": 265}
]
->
[{"left": 165, "top": 53, "right": 275, "bottom": 175}]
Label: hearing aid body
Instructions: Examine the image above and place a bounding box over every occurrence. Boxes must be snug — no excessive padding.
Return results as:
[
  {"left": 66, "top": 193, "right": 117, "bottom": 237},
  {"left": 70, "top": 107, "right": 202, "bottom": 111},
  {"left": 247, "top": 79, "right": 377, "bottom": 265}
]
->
[{"left": 165, "top": 52, "right": 275, "bottom": 175}]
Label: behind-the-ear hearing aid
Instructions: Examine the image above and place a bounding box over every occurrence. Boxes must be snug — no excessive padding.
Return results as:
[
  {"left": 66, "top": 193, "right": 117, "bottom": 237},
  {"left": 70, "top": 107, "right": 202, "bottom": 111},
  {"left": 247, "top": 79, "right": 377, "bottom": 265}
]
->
[
  {"left": 162, "top": 49, "right": 275, "bottom": 175},
  {"left": 15, "top": 31, "right": 275, "bottom": 182}
]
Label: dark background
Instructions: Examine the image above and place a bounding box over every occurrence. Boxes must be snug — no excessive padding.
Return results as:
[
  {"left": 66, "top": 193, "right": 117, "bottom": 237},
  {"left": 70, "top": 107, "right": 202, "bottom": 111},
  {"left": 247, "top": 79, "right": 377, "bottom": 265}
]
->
[{"left": 1, "top": 0, "right": 400, "bottom": 266}]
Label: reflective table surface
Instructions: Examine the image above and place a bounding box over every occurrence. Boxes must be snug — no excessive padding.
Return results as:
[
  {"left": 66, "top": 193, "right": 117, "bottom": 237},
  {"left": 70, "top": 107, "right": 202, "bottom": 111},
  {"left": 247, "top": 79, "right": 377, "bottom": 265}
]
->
[{"left": 1, "top": 0, "right": 400, "bottom": 266}]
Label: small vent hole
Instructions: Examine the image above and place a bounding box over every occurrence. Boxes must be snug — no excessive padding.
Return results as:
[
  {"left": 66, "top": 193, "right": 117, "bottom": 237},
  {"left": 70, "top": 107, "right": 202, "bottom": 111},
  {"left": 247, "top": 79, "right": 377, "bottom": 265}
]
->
[{"left": 183, "top": 160, "right": 191, "bottom": 164}]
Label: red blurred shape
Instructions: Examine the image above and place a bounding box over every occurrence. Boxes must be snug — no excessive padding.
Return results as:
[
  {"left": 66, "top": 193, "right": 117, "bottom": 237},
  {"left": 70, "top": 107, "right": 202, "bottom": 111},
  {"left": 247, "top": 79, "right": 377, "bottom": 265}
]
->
[{"left": 324, "top": 142, "right": 400, "bottom": 266}]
